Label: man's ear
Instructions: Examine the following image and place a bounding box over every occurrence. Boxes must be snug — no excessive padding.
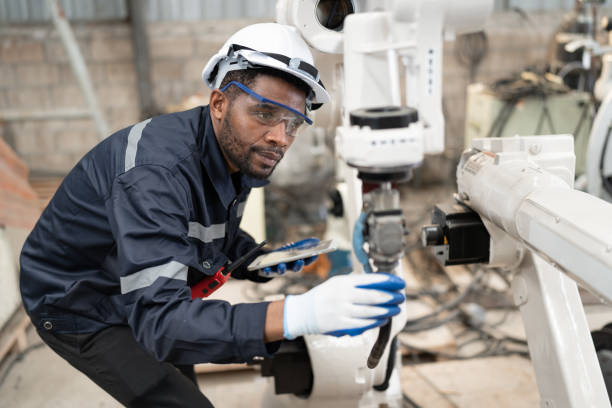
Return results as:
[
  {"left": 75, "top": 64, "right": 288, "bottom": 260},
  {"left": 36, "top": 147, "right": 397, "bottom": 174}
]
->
[{"left": 209, "top": 89, "right": 228, "bottom": 123}]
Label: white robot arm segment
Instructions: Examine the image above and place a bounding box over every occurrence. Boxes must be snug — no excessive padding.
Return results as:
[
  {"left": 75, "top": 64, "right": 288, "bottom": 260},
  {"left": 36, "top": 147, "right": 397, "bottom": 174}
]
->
[
  {"left": 457, "top": 136, "right": 612, "bottom": 303},
  {"left": 422, "top": 135, "right": 612, "bottom": 407}
]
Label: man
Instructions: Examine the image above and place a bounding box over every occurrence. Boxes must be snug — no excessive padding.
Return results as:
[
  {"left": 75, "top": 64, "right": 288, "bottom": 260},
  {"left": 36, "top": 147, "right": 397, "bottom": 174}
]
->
[{"left": 19, "top": 23, "right": 405, "bottom": 407}]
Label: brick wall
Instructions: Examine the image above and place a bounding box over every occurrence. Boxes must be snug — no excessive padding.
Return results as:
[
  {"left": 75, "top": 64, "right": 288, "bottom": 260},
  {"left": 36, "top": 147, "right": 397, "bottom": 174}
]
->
[
  {"left": 0, "top": 12, "right": 565, "bottom": 176},
  {"left": 1, "top": 23, "right": 137, "bottom": 174}
]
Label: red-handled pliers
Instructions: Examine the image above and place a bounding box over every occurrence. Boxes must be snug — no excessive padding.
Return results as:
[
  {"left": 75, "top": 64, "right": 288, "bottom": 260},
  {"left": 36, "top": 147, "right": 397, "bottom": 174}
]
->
[{"left": 190, "top": 241, "right": 266, "bottom": 299}]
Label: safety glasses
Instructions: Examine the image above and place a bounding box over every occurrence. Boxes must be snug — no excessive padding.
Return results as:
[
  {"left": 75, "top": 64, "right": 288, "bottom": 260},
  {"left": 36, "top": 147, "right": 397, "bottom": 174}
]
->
[{"left": 220, "top": 81, "right": 312, "bottom": 136}]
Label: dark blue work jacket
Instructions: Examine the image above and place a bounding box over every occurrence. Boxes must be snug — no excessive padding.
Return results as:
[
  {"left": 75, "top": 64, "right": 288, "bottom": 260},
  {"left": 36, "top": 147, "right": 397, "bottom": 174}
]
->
[{"left": 20, "top": 106, "right": 276, "bottom": 365}]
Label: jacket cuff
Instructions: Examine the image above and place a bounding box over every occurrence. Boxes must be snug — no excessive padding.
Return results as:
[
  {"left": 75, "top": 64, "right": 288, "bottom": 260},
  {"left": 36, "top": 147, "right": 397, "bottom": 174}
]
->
[{"left": 232, "top": 302, "right": 278, "bottom": 361}]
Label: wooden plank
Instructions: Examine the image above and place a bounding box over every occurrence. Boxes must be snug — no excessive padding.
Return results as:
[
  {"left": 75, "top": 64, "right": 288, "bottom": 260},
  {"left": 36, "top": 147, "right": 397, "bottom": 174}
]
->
[
  {"left": 0, "top": 314, "right": 31, "bottom": 363},
  {"left": 0, "top": 138, "right": 41, "bottom": 229},
  {"left": 0, "top": 137, "right": 28, "bottom": 179},
  {"left": 401, "top": 366, "right": 456, "bottom": 408},
  {"left": 411, "top": 355, "right": 540, "bottom": 407}
]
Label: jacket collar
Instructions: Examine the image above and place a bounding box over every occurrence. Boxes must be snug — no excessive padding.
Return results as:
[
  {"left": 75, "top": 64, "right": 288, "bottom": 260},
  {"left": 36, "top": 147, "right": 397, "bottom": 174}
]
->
[{"left": 200, "top": 106, "right": 268, "bottom": 208}]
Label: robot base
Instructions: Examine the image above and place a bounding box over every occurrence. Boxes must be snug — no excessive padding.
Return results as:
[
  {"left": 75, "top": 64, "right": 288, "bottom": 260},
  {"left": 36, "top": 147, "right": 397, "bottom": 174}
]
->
[{"left": 261, "top": 333, "right": 404, "bottom": 408}]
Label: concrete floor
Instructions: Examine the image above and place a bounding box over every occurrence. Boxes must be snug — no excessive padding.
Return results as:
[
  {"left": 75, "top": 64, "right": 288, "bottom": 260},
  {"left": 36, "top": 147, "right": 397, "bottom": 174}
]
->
[
  {"left": 0, "top": 339, "right": 538, "bottom": 408},
  {"left": 0, "top": 338, "right": 269, "bottom": 408}
]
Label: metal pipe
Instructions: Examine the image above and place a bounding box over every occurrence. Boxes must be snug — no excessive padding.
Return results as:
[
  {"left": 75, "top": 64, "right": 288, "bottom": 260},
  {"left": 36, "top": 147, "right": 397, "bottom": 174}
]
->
[
  {"left": 127, "top": 0, "right": 157, "bottom": 119},
  {"left": 48, "top": 0, "right": 109, "bottom": 140}
]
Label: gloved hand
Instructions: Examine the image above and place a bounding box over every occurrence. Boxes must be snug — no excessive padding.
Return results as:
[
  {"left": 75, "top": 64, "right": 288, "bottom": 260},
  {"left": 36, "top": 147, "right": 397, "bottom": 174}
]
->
[
  {"left": 258, "top": 237, "right": 320, "bottom": 277},
  {"left": 283, "top": 273, "right": 406, "bottom": 339}
]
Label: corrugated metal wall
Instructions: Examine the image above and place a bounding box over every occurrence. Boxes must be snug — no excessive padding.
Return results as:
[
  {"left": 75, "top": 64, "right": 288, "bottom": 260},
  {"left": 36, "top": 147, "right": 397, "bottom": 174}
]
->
[
  {"left": 0, "top": 0, "right": 128, "bottom": 22},
  {"left": 0, "top": 0, "right": 584, "bottom": 24},
  {"left": 0, "top": 0, "right": 276, "bottom": 23},
  {"left": 145, "top": 0, "right": 276, "bottom": 21}
]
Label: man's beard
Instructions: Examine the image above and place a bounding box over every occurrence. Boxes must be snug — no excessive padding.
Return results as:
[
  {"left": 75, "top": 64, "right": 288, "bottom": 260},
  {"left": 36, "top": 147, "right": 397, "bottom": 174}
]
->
[{"left": 218, "top": 111, "right": 284, "bottom": 180}]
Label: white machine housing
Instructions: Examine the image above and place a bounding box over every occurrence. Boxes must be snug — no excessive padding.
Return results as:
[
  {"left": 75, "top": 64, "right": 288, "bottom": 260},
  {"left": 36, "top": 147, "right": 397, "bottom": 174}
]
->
[
  {"left": 458, "top": 135, "right": 612, "bottom": 302},
  {"left": 457, "top": 135, "right": 612, "bottom": 407},
  {"left": 268, "top": 1, "right": 493, "bottom": 407}
]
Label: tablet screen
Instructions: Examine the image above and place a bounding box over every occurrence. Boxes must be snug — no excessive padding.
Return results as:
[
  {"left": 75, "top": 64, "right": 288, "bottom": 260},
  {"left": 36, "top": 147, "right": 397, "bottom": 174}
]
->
[{"left": 246, "top": 239, "right": 338, "bottom": 271}]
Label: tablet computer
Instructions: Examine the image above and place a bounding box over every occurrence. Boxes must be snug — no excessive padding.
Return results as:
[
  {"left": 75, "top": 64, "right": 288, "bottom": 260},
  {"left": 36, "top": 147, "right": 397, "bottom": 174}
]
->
[{"left": 246, "top": 239, "right": 338, "bottom": 271}]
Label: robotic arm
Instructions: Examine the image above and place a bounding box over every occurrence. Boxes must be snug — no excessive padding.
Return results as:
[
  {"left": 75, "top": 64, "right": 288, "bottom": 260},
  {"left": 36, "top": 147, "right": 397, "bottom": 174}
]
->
[
  {"left": 262, "top": 1, "right": 492, "bottom": 407},
  {"left": 423, "top": 135, "right": 612, "bottom": 407}
]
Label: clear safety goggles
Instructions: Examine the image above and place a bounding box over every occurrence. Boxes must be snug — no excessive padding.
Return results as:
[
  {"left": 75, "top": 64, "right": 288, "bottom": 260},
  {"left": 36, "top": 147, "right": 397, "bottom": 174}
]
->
[{"left": 220, "top": 81, "right": 312, "bottom": 136}]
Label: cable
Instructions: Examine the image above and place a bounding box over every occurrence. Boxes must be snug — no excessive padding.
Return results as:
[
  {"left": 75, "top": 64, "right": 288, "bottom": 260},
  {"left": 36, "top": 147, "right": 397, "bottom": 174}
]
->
[
  {"left": 397, "top": 260, "right": 531, "bottom": 362},
  {"left": 495, "top": 102, "right": 516, "bottom": 138},
  {"left": 572, "top": 100, "right": 593, "bottom": 140},
  {"left": 483, "top": 71, "right": 570, "bottom": 139},
  {"left": 534, "top": 97, "right": 557, "bottom": 134},
  {"left": 558, "top": 61, "right": 586, "bottom": 82},
  {"left": 403, "top": 309, "right": 461, "bottom": 333},
  {"left": 367, "top": 320, "right": 391, "bottom": 369},
  {"left": 485, "top": 100, "right": 515, "bottom": 139},
  {"left": 471, "top": 323, "right": 528, "bottom": 347},
  {"left": 487, "top": 308, "right": 512, "bottom": 329},
  {"left": 510, "top": 7, "right": 535, "bottom": 26},
  {"left": 402, "top": 392, "right": 423, "bottom": 408},
  {"left": 0, "top": 341, "right": 45, "bottom": 390},
  {"left": 400, "top": 338, "right": 529, "bottom": 361},
  {"left": 402, "top": 268, "right": 485, "bottom": 329}
]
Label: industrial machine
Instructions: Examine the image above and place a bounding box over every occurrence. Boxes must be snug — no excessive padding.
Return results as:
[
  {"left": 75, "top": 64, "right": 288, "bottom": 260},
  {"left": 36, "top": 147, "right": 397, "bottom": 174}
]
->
[
  {"left": 422, "top": 134, "right": 612, "bottom": 407},
  {"left": 519, "top": 0, "right": 612, "bottom": 202},
  {"left": 572, "top": 17, "right": 612, "bottom": 202},
  {"left": 259, "top": 1, "right": 493, "bottom": 407},
  {"left": 464, "top": 1, "right": 612, "bottom": 195},
  {"left": 463, "top": 81, "right": 592, "bottom": 176}
]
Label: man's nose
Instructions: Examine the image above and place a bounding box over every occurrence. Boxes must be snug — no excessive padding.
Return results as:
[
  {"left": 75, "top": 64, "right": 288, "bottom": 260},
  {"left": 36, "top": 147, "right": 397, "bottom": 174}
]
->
[{"left": 265, "top": 121, "right": 291, "bottom": 147}]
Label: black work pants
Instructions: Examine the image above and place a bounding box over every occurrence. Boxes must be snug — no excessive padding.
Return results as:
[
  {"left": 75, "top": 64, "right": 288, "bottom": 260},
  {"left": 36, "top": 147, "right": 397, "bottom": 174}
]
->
[{"left": 36, "top": 325, "right": 214, "bottom": 408}]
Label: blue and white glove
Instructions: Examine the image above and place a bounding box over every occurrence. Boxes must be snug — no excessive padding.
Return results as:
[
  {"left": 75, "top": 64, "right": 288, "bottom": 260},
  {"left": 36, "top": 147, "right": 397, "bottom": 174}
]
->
[
  {"left": 283, "top": 273, "right": 406, "bottom": 339},
  {"left": 258, "top": 237, "right": 320, "bottom": 277}
]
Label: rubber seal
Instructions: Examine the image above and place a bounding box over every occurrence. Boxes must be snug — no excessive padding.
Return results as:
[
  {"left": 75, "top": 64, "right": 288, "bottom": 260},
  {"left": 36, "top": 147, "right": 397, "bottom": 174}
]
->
[{"left": 349, "top": 106, "right": 418, "bottom": 130}]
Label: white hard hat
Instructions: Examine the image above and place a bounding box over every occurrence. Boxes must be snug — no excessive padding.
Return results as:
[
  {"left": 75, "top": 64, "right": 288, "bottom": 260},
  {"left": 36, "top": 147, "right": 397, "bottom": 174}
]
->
[{"left": 202, "top": 23, "right": 329, "bottom": 110}]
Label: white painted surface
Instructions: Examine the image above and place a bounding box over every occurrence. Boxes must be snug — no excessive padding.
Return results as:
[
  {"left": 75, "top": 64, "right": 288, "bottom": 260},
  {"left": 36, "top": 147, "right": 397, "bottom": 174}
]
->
[
  {"left": 241, "top": 188, "right": 266, "bottom": 243},
  {"left": 0, "top": 228, "right": 20, "bottom": 330}
]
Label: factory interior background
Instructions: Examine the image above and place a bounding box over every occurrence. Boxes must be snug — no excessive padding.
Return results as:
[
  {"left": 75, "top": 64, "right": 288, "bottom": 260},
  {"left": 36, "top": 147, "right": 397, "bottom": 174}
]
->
[{"left": 2, "top": 0, "right": 612, "bottom": 407}]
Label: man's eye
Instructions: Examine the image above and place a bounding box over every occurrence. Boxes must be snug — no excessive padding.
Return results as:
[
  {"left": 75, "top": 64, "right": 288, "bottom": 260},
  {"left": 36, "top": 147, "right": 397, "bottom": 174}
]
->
[
  {"left": 287, "top": 119, "right": 305, "bottom": 135},
  {"left": 253, "top": 111, "right": 275, "bottom": 122}
]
